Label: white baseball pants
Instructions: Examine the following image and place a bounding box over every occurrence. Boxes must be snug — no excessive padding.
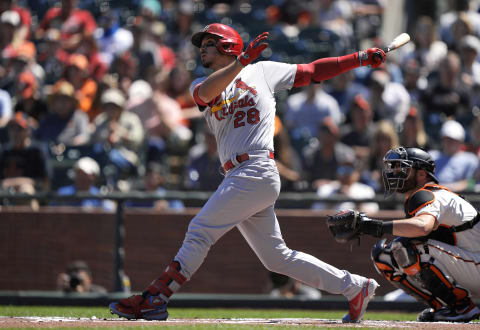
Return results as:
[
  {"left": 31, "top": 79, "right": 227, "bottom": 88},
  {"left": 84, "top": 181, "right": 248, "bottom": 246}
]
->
[{"left": 175, "top": 157, "right": 367, "bottom": 299}]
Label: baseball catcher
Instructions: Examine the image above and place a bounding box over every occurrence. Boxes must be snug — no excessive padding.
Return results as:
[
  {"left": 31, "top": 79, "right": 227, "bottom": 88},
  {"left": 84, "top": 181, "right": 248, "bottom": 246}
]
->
[{"left": 328, "top": 147, "right": 480, "bottom": 322}]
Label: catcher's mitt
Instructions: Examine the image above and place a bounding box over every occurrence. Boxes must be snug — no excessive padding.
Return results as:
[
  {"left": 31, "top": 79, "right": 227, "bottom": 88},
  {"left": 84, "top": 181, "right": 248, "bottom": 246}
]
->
[{"left": 327, "top": 210, "right": 362, "bottom": 243}]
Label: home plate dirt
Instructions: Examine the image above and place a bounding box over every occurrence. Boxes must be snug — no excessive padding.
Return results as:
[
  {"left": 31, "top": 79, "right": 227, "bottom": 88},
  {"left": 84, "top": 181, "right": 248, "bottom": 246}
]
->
[{"left": 1, "top": 317, "right": 479, "bottom": 328}]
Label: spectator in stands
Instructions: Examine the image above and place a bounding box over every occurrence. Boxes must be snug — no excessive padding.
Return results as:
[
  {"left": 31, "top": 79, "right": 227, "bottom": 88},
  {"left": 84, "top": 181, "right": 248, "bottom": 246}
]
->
[
  {"left": 149, "top": 21, "right": 176, "bottom": 72},
  {"left": 54, "top": 156, "right": 114, "bottom": 210},
  {"left": 401, "top": 57, "right": 427, "bottom": 106},
  {"left": 0, "top": 10, "right": 20, "bottom": 56},
  {"left": 313, "top": 152, "right": 379, "bottom": 213},
  {"left": 444, "top": 12, "right": 477, "bottom": 52},
  {"left": 401, "top": 16, "right": 448, "bottom": 75},
  {"left": 166, "top": 65, "right": 199, "bottom": 129},
  {"left": 0, "top": 112, "right": 49, "bottom": 199},
  {"left": 313, "top": 0, "right": 354, "bottom": 43},
  {"left": 324, "top": 70, "right": 368, "bottom": 118},
  {"left": 340, "top": 94, "right": 375, "bottom": 168},
  {"left": 35, "top": 80, "right": 89, "bottom": 146},
  {"left": 109, "top": 51, "right": 138, "bottom": 96},
  {"left": 127, "top": 161, "right": 185, "bottom": 211},
  {"left": 90, "top": 88, "right": 144, "bottom": 181},
  {"left": 458, "top": 35, "right": 480, "bottom": 89},
  {"left": 36, "top": 28, "right": 68, "bottom": 85},
  {"left": 183, "top": 128, "right": 223, "bottom": 191},
  {"left": 74, "top": 35, "right": 107, "bottom": 81},
  {"left": 37, "top": 0, "right": 97, "bottom": 53},
  {"left": 285, "top": 84, "right": 342, "bottom": 151},
  {"left": 13, "top": 70, "right": 48, "bottom": 124},
  {"left": 368, "top": 69, "right": 410, "bottom": 128},
  {"left": 429, "top": 119, "right": 479, "bottom": 192},
  {"left": 420, "top": 52, "right": 471, "bottom": 141},
  {"left": 367, "top": 120, "right": 399, "bottom": 192},
  {"left": 57, "top": 260, "right": 107, "bottom": 293},
  {"left": 95, "top": 9, "right": 134, "bottom": 67},
  {"left": 302, "top": 117, "right": 355, "bottom": 191},
  {"left": 399, "top": 106, "right": 430, "bottom": 151},
  {"left": 62, "top": 53, "right": 98, "bottom": 119},
  {"left": 273, "top": 116, "right": 306, "bottom": 192},
  {"left": 148, "top": 66, "right": 192, "bottom": 152},
  {"left": 130, "top": 18, "right": 157, "bottom": 80},
  {"left": 0, "top": 0, "right": 32, "bottom": 41},
  {"left": 439, "top": 0, "right": 480, "bottom": 48}
]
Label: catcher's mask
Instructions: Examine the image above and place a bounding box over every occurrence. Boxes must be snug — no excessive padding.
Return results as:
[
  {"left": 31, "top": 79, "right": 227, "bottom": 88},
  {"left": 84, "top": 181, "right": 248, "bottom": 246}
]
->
[
  {"left": 191, "top": 23, "right": 243, "bottom": 56},
  {"left": 382, "top": 147, "right": 438, "bottom": 197}
]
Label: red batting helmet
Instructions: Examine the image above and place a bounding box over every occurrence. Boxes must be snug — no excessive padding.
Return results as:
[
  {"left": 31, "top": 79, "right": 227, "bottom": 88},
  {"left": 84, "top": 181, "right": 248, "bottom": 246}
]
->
[{"left": 191, "top": 23, "right": 243, "bottom": 56}]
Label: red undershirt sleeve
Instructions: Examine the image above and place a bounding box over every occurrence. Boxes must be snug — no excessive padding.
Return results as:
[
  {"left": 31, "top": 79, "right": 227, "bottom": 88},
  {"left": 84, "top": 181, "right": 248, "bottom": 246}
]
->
[
  {"left": 293, "top": 52, "right": 360, "bottom": 87},
  {"left": 192, "top": 83, "right": 209, "bottom": 107}
]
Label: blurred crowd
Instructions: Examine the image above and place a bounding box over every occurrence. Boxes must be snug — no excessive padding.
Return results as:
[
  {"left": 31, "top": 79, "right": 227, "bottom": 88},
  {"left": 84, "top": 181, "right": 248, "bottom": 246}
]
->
[{"left": 1, "top": 0, "right": 480, "bottom": 211}]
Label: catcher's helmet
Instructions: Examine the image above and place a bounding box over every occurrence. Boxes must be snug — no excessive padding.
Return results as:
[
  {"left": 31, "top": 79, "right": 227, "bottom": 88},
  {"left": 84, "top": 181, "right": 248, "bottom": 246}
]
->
[
  {"left": 191, "top": 23, "right": 243, "bottom": 56},
  {"left": 382, "top": 147, "right": 439, "bottom": 195}
]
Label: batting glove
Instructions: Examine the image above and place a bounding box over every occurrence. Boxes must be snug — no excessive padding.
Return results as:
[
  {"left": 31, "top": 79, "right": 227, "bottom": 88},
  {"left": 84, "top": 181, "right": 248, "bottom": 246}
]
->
[
  {"left": 237, "top": 32, "right": 269, "bottom": 67},
  {"left": 359, "top": 48, "right": 386, "bottom": 68}
]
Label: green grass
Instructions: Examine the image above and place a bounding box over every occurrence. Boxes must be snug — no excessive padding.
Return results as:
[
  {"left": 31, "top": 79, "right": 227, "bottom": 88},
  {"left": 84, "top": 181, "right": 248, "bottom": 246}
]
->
[
  {"left": 0, "top": 305, "right": 419, "bottom": 328},
  {"left": 0, "top": 305, "right": 418, "bottom": 320}
]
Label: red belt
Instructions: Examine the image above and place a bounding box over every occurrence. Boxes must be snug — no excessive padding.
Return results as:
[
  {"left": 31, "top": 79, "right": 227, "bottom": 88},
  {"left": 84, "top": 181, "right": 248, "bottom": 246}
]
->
[{"left": 222, "top": 151, "right": 274, "bottom": 172}]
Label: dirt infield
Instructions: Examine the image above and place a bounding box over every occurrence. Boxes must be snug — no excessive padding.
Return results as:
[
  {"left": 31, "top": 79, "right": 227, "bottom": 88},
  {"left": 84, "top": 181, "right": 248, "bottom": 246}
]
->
[{"left": 1, "top": 316, "right": 479, "bottom": 328}]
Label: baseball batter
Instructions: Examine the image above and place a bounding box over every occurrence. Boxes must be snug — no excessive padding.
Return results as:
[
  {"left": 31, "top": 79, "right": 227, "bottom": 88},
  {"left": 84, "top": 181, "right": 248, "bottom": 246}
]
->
[
  {"left": 110, "top": 23, "right": 386, "bottom": 322},
  {"left": 328, "top": 147, "right": 480, "bottom": 322}
]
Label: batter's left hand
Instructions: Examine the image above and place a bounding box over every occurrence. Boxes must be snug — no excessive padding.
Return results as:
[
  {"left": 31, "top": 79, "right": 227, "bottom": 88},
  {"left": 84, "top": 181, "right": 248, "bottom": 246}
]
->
[
  {"left": 359, "top": 48, "right": 386, "bottom": 68},
  {"left": 237, "top": 32, "right": 269, "bottom": 67}
]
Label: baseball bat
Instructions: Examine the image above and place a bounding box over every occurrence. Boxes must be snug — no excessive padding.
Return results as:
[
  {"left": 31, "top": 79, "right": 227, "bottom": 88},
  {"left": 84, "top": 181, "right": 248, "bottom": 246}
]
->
[{"left": 383, "top": 33, "right": 411, "bottom": 53}]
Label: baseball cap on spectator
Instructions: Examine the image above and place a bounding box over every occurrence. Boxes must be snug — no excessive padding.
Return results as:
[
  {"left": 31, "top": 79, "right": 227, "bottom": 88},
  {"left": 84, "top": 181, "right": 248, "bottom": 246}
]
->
[
  {"left": 13, "top": 42, "right": 36, "bottom": 62},
  {"left": 18, "top": 71, "right": 36, "bottom": 99},
  {"left": 48, "top": 80, "right": 77, "bottom": 105},
  {"left": 352, "top": 94, "right": 371, "bottom": 113},
  {"left": 74, "top": 157, "right": 100, "bottom": 177},
  {"left": 320, "top": 116, "right": 339, "bottom": 137},
  {"left": 440, "top": 120, "right": 465, "bottom": 142},
  {"left": 1, "top": 10, "right": 20, "bottom": 27},
  {"left": 67, "top": 53, "right": 89, "bottom": 71},
  {"left": 407, "top": 106, "right": 420, "bottom": 118},
  {"left": 101, "top": 88, "right": 126, "bottom": 108},
  {"left": 460, "top": 35, "right": 480, "bottom": 53}
]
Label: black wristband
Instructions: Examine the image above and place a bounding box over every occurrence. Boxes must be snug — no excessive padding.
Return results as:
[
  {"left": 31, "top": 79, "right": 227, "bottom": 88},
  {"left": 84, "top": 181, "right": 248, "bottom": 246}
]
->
[
  {"left": 360, "top": 219, "right": 393, "bottom": 238},
  {"left": 382, "top": 221, "right": 393, "bottom": 235}
]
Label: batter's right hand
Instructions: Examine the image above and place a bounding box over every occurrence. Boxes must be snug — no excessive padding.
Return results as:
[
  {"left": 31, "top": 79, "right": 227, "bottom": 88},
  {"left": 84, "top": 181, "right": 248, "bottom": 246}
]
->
[
  {"left": 359, "top": 48, "right": 386, "bottom": 68},
  {"left": 237, "top": 32, "right": 269, "bottom": 67}
]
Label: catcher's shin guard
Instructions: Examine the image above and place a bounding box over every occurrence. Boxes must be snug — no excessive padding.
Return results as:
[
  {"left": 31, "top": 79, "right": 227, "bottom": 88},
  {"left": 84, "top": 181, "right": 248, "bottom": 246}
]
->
[
  {"left": 372, "top": 239, "right": 472, "bottom": 311},
  {"left": 371, "top": 239, "right": 443, "bottom": 309}
]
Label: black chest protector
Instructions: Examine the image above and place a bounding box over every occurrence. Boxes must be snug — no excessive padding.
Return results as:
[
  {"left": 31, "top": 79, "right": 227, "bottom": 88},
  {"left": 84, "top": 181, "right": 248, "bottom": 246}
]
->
[{"left": 404, "top": 185, "right": 480, "bottom": 245}]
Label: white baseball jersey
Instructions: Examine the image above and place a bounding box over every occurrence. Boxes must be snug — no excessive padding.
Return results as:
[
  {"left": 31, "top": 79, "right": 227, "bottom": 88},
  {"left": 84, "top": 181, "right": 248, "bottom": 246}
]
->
[
  {"left": 189, "top": 61, "right": 296, "bottom": 164},
  {"left": 413, "top": 189, "right": 480, "bottom": 252},
  {"left": 172, "top": 60, "right": 371, "bottom": 301},
  {"left": 413, "top": 188, "right": 480, "bottom": 297}
]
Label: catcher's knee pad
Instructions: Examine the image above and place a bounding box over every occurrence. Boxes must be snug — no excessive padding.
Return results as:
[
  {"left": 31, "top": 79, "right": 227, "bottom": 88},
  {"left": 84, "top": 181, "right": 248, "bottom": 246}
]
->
[{"left": 371, "top": 238, "right": 443, "bottom": 309}]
